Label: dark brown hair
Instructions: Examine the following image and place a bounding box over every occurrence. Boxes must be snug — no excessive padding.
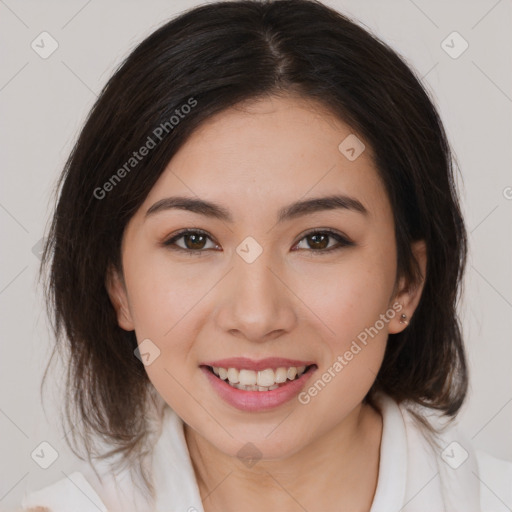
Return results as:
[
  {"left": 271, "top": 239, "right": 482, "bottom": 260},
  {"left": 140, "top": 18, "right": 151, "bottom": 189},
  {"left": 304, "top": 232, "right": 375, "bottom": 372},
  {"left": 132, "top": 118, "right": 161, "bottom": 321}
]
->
[{"left": 39, "top": 0, "right": 468, "bottom": 498}]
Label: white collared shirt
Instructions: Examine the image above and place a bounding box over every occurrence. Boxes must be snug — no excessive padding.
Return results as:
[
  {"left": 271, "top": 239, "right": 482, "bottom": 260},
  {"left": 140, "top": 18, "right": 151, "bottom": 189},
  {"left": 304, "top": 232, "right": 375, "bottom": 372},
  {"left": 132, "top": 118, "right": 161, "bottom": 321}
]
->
[{"left": 21, "top": 393, "right": 512, "bottom": 511}]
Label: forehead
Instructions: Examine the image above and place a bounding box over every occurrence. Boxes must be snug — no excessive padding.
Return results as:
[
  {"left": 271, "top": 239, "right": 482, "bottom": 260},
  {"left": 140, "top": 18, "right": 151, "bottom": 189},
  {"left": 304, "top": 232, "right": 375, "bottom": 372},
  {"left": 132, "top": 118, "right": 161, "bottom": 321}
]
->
[{"left": 139, "top": 94, "right": 390, "bottom": 223}]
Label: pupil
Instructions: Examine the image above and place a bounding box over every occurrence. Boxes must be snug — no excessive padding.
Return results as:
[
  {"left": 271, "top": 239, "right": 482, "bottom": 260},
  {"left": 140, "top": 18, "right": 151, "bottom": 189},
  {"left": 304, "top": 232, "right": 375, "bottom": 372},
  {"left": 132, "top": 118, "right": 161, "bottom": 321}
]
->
[
  {"left": 187, "top": 234, "right": 205, "bottom": 250},
  {"left": 309, "top": 234, "right": 328, "bottom": 249}
]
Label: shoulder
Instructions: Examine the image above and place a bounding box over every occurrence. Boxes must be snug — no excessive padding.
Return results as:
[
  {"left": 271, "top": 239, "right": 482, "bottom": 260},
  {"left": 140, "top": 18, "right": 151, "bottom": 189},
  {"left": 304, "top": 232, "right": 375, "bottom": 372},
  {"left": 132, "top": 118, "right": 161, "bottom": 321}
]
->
[
  {"left": 20, "top": 471, "right": 108, "bottom": 512},
  {"left": 20, "top": 398, "right": 170, "bottom": 512},
  {"left": 380, "top": 394, "right": 512, "bottom": 510}
]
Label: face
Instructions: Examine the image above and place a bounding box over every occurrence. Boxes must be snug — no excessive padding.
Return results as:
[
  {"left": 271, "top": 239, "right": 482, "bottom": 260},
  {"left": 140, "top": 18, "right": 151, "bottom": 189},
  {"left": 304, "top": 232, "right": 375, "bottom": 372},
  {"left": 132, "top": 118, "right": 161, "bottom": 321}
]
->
[{"left": 106, "top": 94, "right": 425, "bottom": 460}]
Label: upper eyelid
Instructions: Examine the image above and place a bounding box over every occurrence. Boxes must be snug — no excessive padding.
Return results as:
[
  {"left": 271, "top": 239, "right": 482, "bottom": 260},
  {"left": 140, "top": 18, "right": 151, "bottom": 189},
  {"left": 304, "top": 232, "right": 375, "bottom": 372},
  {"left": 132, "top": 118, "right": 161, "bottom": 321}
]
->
[{"left": 166, "top": 228, "right": 219, "bottom": 247}]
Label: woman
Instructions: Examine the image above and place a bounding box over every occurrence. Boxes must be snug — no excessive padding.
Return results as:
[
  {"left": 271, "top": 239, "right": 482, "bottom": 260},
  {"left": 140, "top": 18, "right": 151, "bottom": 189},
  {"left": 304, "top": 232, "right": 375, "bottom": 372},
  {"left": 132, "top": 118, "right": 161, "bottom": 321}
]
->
[{"left": 20, "top": 0, "right": 512, "bottom": 510}]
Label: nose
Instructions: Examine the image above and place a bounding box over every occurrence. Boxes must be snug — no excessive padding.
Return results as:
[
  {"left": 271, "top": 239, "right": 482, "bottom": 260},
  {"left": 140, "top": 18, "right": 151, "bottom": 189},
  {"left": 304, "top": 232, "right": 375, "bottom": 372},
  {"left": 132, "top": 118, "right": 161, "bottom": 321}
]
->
[{"left": 214, "top": 249, "right": 298, "bottom": 343}]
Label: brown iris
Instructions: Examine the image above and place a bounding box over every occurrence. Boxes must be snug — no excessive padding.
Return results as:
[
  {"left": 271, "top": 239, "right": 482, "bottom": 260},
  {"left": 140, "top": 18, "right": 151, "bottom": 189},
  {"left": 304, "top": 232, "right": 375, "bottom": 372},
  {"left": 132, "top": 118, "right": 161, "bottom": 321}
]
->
[
  {"left": 183, "top": 233, "right": 207, "bottom": 250},
  {"left": 306, "top": 233, "right": 330, "bottom": 250}
]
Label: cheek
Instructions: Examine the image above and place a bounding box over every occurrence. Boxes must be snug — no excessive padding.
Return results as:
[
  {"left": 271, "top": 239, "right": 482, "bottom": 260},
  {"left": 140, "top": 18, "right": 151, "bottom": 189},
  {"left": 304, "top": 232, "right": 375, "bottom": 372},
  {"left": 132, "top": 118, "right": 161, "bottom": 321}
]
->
[
  {"left": 121, "top": 245, "right": 211, "bottom": 389},
  {"left": 122, "top": 243, "right": 206, "bottom": 336},
  {"left": 292, "top": 247, "right": 396, "bottom": 349},
  {"left": 294, "top": 255, "right": 393, "bottom": 422}
]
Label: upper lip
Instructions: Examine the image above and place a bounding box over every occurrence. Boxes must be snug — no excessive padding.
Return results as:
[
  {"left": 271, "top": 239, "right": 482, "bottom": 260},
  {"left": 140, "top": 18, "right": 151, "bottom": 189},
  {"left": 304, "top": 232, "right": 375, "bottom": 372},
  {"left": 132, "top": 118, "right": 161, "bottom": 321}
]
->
[{"left": 201, "top": 357, "right": 315, "bottom": 371}]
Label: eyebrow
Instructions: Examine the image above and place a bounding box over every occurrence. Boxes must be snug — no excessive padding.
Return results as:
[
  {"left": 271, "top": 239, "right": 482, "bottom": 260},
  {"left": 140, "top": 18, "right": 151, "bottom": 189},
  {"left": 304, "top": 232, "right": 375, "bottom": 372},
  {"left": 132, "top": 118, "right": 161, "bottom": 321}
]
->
[{"left": 145, "top": 194, "right": 368, "bottom": 223}]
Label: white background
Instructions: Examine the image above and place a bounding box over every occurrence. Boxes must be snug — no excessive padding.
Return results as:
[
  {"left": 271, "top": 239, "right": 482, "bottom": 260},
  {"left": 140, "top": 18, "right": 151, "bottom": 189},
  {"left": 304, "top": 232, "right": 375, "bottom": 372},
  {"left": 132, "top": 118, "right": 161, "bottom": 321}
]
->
[{"left": 1, "top": 1, "right": 511, "bottom": 510}]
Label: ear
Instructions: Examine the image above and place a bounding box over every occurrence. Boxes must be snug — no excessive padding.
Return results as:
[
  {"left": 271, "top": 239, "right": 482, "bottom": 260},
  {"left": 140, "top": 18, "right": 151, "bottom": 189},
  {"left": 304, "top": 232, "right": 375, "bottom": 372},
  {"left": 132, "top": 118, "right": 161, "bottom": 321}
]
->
[
  {"left": 388, "top": 240, "right": 427, "bottom": 334},
  {"left": 105, "top": 263, "right": 135, "bottom": 331}
]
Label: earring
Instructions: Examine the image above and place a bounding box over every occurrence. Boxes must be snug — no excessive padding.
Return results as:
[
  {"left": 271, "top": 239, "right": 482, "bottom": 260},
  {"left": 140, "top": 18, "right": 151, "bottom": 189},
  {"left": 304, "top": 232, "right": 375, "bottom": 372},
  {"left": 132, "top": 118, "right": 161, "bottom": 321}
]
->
[{"left": 399, "top": 313, "right": 409, "bottom": 325}]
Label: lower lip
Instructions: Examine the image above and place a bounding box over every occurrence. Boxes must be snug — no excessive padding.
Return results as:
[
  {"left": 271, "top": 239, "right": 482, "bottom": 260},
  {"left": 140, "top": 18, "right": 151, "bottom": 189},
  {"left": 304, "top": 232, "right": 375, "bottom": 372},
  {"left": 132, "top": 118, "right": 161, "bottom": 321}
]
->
[{"left": 200, "top": 366, "right": 317, "bottom": 412}]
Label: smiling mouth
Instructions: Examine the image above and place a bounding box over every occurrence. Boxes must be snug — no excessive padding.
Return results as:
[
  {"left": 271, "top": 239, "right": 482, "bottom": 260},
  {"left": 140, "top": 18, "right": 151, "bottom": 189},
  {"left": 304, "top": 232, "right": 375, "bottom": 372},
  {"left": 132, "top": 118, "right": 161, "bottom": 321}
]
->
[{"left": 204, "top": 364, "right": 317, "bottom": 391}]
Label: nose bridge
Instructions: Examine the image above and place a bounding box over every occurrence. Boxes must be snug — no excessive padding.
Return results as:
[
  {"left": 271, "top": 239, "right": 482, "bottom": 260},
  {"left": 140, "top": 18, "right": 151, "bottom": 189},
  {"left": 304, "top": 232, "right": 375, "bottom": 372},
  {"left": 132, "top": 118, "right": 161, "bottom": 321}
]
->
[
  {"left": 234, "top": 245, "right": 276, "bottom": 303},
  {"left": 215, "top": 240, "right": 297, "bottom": 341}
]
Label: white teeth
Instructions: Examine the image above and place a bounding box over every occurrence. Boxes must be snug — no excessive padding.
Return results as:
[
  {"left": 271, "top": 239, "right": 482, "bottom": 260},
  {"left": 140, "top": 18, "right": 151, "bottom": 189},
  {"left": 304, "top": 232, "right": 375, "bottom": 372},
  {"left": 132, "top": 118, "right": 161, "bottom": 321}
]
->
[
  {"left": 227, "top": 368, "right": 239, "bottom": 384},
  {"left": 257, "top": 368, "right": 275, "bottom": 387},
  {"left": 234, "top": 383, "right": 281, "bottom": 391},
  {"left": 287, "top": 367, "right": 297, "bottom": 380},
  {"left": 239, "top": 369, "right": 257, "bottom": 386},
  {"left": 211, "top": 364, "right": 309, "bottom": 390},
  {"left": 275, "top": 367, "right": 288, "bottom": 383}
]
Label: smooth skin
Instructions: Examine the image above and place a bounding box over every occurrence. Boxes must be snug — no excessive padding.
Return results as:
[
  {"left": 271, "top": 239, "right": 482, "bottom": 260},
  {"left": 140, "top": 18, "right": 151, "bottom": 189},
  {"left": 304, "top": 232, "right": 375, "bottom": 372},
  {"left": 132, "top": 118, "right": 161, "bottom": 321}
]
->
[{"left": 106, "top": 93, "right": 426, "bottom": 512}]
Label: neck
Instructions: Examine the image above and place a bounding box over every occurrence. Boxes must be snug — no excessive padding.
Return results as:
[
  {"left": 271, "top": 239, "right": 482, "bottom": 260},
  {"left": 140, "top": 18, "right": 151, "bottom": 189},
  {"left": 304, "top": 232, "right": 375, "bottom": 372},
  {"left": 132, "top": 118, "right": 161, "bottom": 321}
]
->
[{"left": 184, "top": 401, "right": 383, "bottom": 512}]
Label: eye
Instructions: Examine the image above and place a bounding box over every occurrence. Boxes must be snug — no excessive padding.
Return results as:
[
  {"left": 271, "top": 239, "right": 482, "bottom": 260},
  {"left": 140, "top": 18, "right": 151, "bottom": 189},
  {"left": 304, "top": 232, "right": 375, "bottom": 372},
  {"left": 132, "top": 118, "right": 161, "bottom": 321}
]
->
[
  {"left": 293, "top": 229, "right": 354, "bottom": 254},
  {"left": 162, "top": 228, "right": 354, "bottom": 255},
  {"left": 163, "top": 229, "right": 219, "bottom": 254}
]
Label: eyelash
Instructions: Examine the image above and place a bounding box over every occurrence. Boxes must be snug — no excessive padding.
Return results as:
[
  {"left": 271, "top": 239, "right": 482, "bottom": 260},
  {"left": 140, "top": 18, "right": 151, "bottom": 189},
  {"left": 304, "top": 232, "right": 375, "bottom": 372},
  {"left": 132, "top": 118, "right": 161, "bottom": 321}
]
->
[{"left": 162, "top": 228, "right": 354, "bottom": 256}]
